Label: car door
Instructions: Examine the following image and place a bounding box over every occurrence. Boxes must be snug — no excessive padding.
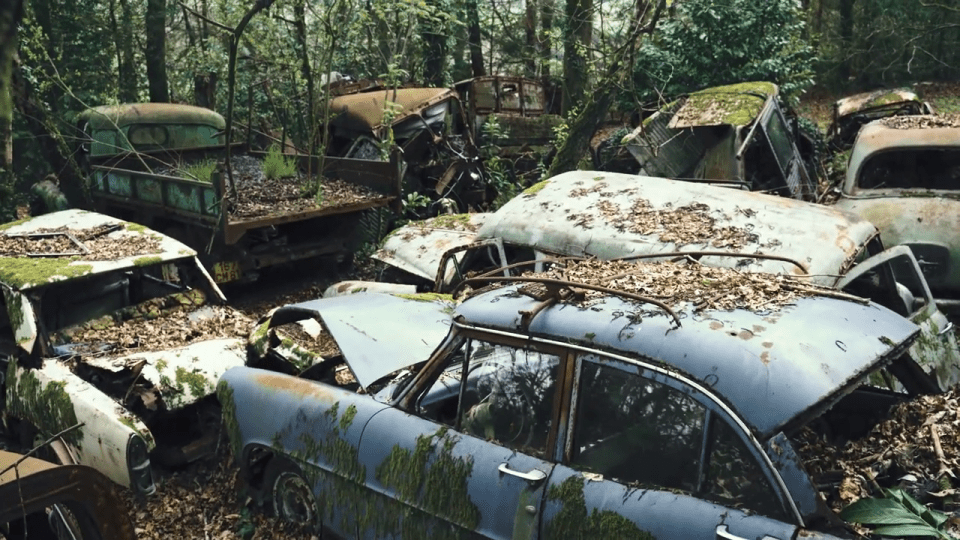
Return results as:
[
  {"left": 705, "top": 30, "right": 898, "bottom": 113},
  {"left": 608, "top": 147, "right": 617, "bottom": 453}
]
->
[
  {"left": 540, "top": 353, "right": 801, "bottom": 540},
  {"left": 357, "top": 334, "right": 565, "bottom": 539},
  {"left": 838, "top": 245, "right": 960, "bottom": 390}
]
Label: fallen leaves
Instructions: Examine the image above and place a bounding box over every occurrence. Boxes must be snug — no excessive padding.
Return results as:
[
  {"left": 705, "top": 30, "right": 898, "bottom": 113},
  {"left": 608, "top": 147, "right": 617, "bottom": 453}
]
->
[
  {"left": 0, "top": 225, "right": 162, "bottom": 260},
  {"left": 518, "top": 258, "right": 834, "bottom": 312}
]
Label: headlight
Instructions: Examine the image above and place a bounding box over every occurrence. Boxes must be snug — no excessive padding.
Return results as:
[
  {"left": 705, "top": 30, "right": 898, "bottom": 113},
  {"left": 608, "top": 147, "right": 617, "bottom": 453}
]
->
[{"left": 127, "top": 433, "right": 156, "bottom": 496}]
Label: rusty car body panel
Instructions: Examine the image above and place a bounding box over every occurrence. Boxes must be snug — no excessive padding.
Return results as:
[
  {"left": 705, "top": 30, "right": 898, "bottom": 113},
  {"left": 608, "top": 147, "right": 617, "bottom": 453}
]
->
[
  {"left": 79, "top": 102, "right": 226, "bottom": 156},
  {"left": 0, "top": 449, "right": 137, "bottom": 539},
  {"left": 620, "top": 82, "right": 816, "bottom": 200},
  {"left": 835, "top": 118, "right": 960, "bottom": 300},
  {"left": 0, "top": 210, "right": 246, "bottom": 496},
  {"left": 828, "top": 88, "right": 932, "bottom": 150},
  {"left": 218, "top": 262, "right": 924, "bottom": 539}
]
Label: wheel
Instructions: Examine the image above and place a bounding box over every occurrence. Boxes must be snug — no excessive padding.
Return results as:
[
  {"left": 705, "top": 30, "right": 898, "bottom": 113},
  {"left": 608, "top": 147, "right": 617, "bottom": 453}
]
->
[{"left": 266, "top": 458, "right": 320, "bottom": 532}]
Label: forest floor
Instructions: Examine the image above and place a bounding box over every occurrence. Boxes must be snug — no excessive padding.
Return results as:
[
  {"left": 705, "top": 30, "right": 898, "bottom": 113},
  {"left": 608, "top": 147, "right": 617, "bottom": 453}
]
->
[{"left": 796, "top": 81, "right": 960, "bottom": 129}]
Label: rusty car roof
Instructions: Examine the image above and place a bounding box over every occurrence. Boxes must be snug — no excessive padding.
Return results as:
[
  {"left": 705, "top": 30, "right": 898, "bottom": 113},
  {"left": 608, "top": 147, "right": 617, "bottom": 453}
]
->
[
  {"left": 479, "top": 171, "right": 878, "bottom": 286},
  {"left": 374, "top": 213, "right": 490, "bottom": 282},
  {"left": 835, "top": 88, "right": 921, "bottom": 118},
  {"left": 455, "top": 283, "right": 919, "bottom": 439},
  {"left": 669, "top": 81, "right": 777, "bottom": 128},
  {"left": 0, "top": 209, "right": 198, "bottom": 291},
  {"left": 328, "top": 87, "right": 457, "bottom": 131},
  {"left": 79, "top": 103, "right": 226, "bottom": 130},
  {"left": 271, "top": 292, "right": 454, "bottom": 389},
  {"left": 844, "top": 117, "right": 960, "bottom": 193}
]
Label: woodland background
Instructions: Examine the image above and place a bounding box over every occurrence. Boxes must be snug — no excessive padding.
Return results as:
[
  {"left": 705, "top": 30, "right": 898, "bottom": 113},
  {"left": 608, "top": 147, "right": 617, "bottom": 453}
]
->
[{"left": 1, "top": 0, "right": 960, "bottom": 221}]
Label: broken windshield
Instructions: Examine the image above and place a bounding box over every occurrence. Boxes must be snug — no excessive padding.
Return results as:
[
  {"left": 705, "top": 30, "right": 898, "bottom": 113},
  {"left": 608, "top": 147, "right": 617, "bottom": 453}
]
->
[{"left": 858, "top": 148, "right": 960, "bottom": 190}]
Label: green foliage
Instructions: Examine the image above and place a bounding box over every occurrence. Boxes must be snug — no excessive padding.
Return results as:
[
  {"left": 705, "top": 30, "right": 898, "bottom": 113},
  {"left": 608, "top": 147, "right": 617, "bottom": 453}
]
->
[
  {"left": 262, "top": 145, "right": 298, "bottom": 180},
  {"left": 479, "top": 117, "right": 517, "bottom": 209},
  {"left": 399, "top": 192, "right": 431, "bottom": 224},
  {"left": 631, "top": 0, "right": 815, "bottom": 106},
  {"left": 840, "top": 488, "right": 951, "bottom": 539},
  {"left": 179, "top": 160, "right": 217, "bottom": 184}
]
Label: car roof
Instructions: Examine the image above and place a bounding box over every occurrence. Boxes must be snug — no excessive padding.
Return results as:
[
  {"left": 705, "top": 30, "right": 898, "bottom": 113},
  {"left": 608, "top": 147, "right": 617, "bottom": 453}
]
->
[
  {"left": 327, "top": 87, "right": 456, "bottom": 132},
  {"left": 455, "top": 281, "right": 919, "bottom": 440},
  {"left": 835, "top": 88, "right": 921, "bottom": 118},
  {"left": 670, "top": 81, "right": 777, "bottom": 128},
  {"left": 845, "top": 116, "right": 960, "bottom": 192},
  {"left": 0, "top": 209, "right": 197, "bottom": 291},
  {"left": 479, "top": 171, "right": 878, "bottom": 287},
  {"left": 374, "top": 213, "right": 490, "bottom": 282},
  {"left": 79, "top": 103, "right": 226, "bottom": 130}
]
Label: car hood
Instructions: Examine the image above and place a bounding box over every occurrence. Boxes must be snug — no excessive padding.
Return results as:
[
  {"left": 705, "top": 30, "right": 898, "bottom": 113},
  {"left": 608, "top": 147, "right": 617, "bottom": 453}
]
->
[
  {"left": 82, "top": 338, "right": 246, "bottom": 409},
  {"left": 271, "top": 292, "right": 454, "bottom": 389},
  {"left": 373, "top": 214, "right": 488, "bottom": 283}
]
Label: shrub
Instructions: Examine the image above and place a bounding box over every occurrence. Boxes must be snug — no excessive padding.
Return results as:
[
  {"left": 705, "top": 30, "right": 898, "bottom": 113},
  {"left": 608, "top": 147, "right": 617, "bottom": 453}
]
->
[
  {"left": 262, "top": 145, "right": 298, "bottom": 180},
  {"left": 180, "top": 159, "right": 218, "bottom": 183}
]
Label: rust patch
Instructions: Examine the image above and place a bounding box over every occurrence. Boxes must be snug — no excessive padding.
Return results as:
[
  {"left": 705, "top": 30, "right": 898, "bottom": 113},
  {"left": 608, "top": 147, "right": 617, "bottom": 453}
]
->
[
  {"left": 762, "top": 341, "right": 774, "bottom": 349},
  {"left": 252, "top": 371, "right": 339, "bottom": 401},
  {"left": 709, "top": 321, "right": 723, "bottom": 330},
  {"left": 738, "top": 330, "right": 754, "bottom": 340},
  {"left": 752, "top": 325, "right": 766, "bottom": 333},
  {"left": 760, "top": 351, "right": 771, "bottom": 365}
]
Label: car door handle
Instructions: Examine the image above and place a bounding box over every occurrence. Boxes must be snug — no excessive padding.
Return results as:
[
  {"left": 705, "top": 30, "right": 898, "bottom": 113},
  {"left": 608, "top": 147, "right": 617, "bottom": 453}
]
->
[
  {"left": 940, "top": 322, "right": 955, "bottom": 336},
  {"left": 498, "top": 463, "right": 546, "bottom": 482},
  {"left": 716, "top": 525, "right": 781, "bottom": 540}
]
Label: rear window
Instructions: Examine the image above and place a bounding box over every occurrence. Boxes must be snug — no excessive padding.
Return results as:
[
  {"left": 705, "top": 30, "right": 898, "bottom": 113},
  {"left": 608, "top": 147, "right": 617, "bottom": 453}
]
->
[{"left": 858, "top": 148, "right": 960, "bottom": 190}]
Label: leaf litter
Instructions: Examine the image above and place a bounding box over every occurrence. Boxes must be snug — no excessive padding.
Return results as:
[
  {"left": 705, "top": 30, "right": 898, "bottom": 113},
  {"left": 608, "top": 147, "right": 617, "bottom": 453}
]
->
[
  {"left": 0, "top": 224, "right": 162, "bottom": 260},
  {"left": 512, "top": 258, "right": 838, "bottom": 312}
]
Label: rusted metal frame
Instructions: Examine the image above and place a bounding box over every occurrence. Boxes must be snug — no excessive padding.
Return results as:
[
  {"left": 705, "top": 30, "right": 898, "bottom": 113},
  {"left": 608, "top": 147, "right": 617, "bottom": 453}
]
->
[
  {"left": 435, "top": 239, "right": 509, "bottom": 292},
  {"left": 735, "top": 96, "right": 774, "bottom": 160},
  {"left": 611, "top": 250, "right": 809, "bottom": 274},
  {"left": 561, "top": 354, "right": 583, "bottom": 463},
  {"left": 222, "top": 197, "right": 393, "bottom": 245},
  {"left": 550, "top": 349, "right": 577, "bottom": 463},
  {"left": 459, "top": 276, "right": 683, "bottom": 328},
  {"left": 89, "top": 164, "right": 214, "bottom": 190},
  {"left": 694, "top": 409, "right": 715, "bottom": 493},
  {"left": 94, "top": 193, "right": 220, "bottom": 228},
  {"left": 398, "top": 332, "right": 468, "bottom": 411}
]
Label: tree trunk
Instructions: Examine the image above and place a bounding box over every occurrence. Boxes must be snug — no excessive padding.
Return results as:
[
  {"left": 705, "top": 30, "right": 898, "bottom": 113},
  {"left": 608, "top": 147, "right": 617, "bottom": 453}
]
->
[
  {"left": 838, "top": 0, "right": 856, "bottom": 85},
  {"left": 1, "top": 0, "right": 24, "bottom": 181},
  {"left": 466, "top": 0, "right": 485, "bottom": 76},
  {"left": 146, "top": 0, "right": 169, "bottom": 102},
  {"left": 540, "top": 0, "right": 553, "bottom": 78},
  {"left": 193, "top": 73, "right": 217, "bottom": 109},
  {"left": 111, "top": 0, "right": 137, "bottom": 103},
  {"left": 524, "top": 0, "right": 538, "bottom": 77},
  {"left": 561, "top": 0, "right": 592, "bottom": 114},
  {"left": 293, "top": 0, "right": 314, "bottom": 145},
  {"left": 546, "top": 0, "right": 666, "bottom": 178}
]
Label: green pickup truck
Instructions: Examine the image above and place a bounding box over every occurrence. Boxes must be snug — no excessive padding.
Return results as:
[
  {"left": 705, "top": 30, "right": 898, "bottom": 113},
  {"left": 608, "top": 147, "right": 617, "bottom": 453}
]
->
[{"left": 76, "top": 103, "right": 401, "bottom": 283}]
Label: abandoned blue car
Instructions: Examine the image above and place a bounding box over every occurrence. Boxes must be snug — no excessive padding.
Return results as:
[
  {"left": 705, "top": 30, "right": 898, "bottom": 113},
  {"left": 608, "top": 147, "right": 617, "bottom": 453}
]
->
[{"left": 219, "top": 259, "right": 929, "bottom": 539}]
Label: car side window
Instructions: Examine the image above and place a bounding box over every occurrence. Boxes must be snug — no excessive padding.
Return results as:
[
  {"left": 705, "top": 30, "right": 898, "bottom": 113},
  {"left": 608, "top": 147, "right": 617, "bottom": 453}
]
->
[
  {"left": 418, "top": 337, "right": 561, "bottom": 458},
  {"left": 459, "top": 340, "right": 561, "bottom": 458},
  {"left": 571, "top": 357, "right": 785, "bottom": 519},
  {"left": 571, "top": 359, "right": 704, "bottom": 492}
]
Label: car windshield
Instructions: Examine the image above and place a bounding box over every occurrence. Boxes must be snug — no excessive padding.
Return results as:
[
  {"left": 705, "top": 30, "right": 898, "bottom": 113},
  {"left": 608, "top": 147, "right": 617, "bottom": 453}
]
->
[
  {"left": 858, "top": 148, "right": 960, "bottom": 190},
  {"left": 36, "top": 258, "right": 209, "bottom": 337}
]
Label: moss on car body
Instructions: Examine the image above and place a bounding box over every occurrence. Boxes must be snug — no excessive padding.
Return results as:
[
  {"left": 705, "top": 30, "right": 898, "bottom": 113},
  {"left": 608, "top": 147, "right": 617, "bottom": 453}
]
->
[
  {"left": 5, "top": 361, "right": 83, "bottom": 449},
  {"left": 0, "top": 256, "right": 93, "bottom": 289},
  {"left": 545, "top": 476, "right": 654, "bottom": 539}
]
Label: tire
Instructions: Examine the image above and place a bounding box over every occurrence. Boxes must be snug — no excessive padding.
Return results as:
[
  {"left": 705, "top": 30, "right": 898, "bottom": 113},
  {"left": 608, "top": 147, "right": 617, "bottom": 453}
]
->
[{"left": 265, "top": 458, "right": 321, "bottom": 532}]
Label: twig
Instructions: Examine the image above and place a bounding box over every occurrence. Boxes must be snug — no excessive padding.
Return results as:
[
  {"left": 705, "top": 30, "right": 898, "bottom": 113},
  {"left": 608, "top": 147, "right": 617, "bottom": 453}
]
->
[{"left": 0, "top": 422, "right": 85, "bottom": 477}]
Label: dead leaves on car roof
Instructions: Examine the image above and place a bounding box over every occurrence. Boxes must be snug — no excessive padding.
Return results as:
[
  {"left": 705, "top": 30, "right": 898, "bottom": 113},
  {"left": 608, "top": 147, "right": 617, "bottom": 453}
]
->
[
  {"left": 0, "top": 224, "right": 161, "bottom": 260},
  {"left": 881, "top": 115, "right": 960, "bottom": 129},
  {"left": 520, "top": 259, "right": 836, "bottom": 312}
]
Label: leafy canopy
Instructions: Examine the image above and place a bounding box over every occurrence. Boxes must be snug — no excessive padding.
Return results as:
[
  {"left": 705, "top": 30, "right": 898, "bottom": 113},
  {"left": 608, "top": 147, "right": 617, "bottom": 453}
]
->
[{"left": 630, "top": 0, "right": 815, "bottom": 106}]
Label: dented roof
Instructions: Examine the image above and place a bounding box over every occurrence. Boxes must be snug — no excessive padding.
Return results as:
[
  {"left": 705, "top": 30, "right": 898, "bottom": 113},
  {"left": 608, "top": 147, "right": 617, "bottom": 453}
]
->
[
  {"left": 0, "top": 210, "right": 197, "bottom": 290},
  {"left": 374, "top": 213, "right": 489, "bottom": 282},
  {"left": 835, "top": 88, "right": 921, "bottom": 118},
  {"left": 79, "top": 103, "right": 225, "bottom": 130},
  {"left": 457, "top": 282, "right": 919, "bottom": 439},
  {"left": 669, "top": 81, "right": 777, "bottom": 128},
  {"left": 479, "top": 171, "right": 879, "bottom": 285},
  {"left": 328, "top": 87, "right": 457, "bottom": 132}
]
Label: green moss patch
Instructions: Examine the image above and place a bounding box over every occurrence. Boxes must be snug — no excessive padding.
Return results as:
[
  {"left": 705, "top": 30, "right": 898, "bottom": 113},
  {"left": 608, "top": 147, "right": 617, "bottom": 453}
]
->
[
  {"left": 6, "top": 360, "right": 83, "bottom": 449},
  {"left": 391, "top": 292, "right": 454, "bottom": 303},
  {"left": 428, "top": 214, "right": 477, "bottom": 232},
  {"left": 545, "top": 476, "right": 654, "bottom": 539},
  {"left": 680, "top": 81, "right": 777, "bottom": 126},
  {"left": 0, "top": 256, "right": 93, "bottom": 289},
  {"left": 523, "top": 179, "right": 550, "bottom": 196},
  {"left": 134, "top": 256, "right": 163, "bottom": 266}
]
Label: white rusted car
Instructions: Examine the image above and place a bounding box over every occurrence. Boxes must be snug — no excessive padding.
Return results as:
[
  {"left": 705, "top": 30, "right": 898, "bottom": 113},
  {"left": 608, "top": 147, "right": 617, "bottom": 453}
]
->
[
  {"left": 344, "top": 171, "right": 960, "bottom": 392},
  {"left": 0, "top": 210, "right": 247, "bottom": 496},
  {"left": 833, "top": 116, "right": 960, "bottom": 306},
  {"left": 827, "top": 88, "right": 933, "bottom": 150}
]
